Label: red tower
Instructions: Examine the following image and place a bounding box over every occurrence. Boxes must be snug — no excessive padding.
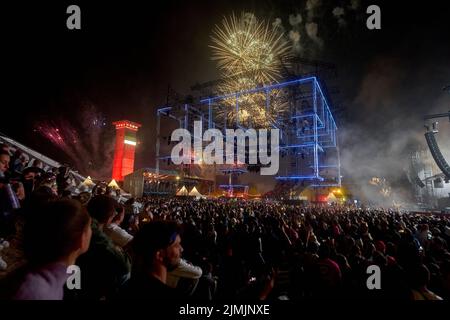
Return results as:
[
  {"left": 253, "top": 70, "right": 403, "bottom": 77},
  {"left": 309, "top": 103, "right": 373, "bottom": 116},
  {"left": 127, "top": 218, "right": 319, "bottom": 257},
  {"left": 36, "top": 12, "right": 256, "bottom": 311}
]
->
[{"left": 112, "top": 120, "right": 141, "bottom": 181}]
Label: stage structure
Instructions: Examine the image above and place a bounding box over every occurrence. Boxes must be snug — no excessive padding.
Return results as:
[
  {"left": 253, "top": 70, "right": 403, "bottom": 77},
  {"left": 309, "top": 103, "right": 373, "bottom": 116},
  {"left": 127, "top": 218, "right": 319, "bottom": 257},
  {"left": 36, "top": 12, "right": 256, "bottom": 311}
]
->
[
  {"left": 219, "top": 164, "right": 248, "bottom": 197},
  {"left": 407, "top": 150, "right": 437, "bottom": 208},
  {"left": 424, "top": 111, "right": 450, "bottom": 180},
  {"left": 156, "top": 77, "right": 340, "bottom": 194}
]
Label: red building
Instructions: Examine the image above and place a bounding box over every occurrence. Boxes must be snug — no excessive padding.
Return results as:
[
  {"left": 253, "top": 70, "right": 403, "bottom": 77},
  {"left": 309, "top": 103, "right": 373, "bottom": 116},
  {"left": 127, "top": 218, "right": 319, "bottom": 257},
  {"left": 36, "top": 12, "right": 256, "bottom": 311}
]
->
[{"left": 112, "top": 120, "right": 141, "bottom": 181}]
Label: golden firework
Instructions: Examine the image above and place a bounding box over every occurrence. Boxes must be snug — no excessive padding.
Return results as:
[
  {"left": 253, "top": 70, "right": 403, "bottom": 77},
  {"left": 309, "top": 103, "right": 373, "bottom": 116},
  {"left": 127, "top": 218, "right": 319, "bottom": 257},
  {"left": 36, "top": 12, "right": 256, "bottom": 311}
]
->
[
  {"left": 216, "top": 80, "right": 289, "bottom": 128},
  {"left": 210, "top": 12, "right": 291, "bottom": 84},
  {"left": 210, "top": 12, "right": 292, "bottom": 127}
]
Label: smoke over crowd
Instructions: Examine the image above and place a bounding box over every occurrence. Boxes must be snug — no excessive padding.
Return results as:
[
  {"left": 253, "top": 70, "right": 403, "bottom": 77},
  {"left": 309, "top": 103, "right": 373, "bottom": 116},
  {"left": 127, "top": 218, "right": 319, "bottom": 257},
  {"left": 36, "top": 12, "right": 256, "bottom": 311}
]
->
[
  {"left": 339, "top": 55, "right": 450, "bottom": 207},
  {"left": 262, "top": 1, "right": 450, "bottom": 207}
]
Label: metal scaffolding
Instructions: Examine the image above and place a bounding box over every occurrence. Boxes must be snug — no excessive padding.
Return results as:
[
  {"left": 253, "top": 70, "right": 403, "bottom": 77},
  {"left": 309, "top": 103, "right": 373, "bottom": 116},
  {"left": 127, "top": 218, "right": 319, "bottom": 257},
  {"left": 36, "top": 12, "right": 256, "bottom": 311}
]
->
[{"left": 156, "top": 76, "right": 340, "bottom": 191}]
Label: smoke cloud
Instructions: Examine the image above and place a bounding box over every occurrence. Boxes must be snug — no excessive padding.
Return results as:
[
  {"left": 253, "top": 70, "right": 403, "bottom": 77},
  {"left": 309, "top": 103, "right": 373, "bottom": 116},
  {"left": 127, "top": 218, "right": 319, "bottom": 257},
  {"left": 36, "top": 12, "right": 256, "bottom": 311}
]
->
[
  {"left": 272, "top": 17, "right": 283, "bottom": 29},
  {"left": 289, "top": 30, "right": 302, "bottom": 53},
  {"left": 349, "top": 0, "right": 360, "bottom": 10},
  {"left": 243, "top": 12, "right": 256, "bottom": 25},
  {"left": 339, "top": 56, "right": 450, "bottom": 207},
  {"left": 272, "top": 17, "right": 286, "bottom": 35},
  {"left": 332, "top": 7, "right": 346, "bottom": 27},
  {"left": 289, "top": 13, "right": 302, "bottom": 26},
  {"left": 305, "top": 22, "right": 323, "bottom": 47},
  {"left": 306, "top": 0, "right": 321, "bottom": 20}
]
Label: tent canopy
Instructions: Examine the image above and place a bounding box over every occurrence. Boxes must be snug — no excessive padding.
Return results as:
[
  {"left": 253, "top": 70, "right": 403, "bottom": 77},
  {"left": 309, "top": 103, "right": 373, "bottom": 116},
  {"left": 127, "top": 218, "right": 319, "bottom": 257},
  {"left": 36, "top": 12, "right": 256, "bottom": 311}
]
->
[
  {"left": 80, "top": 176, "right": 95, "bottom": 187},
  {"left": 189, "top": 186, "right": 203, "bottom": 197},
  {"left": 108, "top": 179, "right": 120, "bottom": 189},
  {"left": 176, "top": 186, "right": 189, "bottom": 196},
  {"left": 327, "top": 192, "right": 338, "bottom": 203}
]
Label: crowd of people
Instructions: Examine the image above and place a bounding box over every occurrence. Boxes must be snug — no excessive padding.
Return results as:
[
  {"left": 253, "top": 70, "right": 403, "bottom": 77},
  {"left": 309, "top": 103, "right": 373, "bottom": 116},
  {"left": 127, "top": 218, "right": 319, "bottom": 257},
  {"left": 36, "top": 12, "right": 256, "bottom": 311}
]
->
[{"left": 1, "top": 142, "right": 450, "bottom": 300}]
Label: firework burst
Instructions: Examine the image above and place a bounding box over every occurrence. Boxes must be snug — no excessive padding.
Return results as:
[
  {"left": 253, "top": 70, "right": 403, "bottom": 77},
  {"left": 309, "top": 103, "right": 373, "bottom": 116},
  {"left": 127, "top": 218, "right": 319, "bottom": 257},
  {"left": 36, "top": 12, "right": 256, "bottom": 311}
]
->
[
  {"left": 216, "top": 80, "right": 289, "bottom": 128},
  {"left": 210, "top": 12, "right": 291, "bottom": 83},
  {"left": 34, "top": 104, "right": 115, "bottom": 179},
  {"left": 210, "top": 12, "right": 292, "bottom": 127}
]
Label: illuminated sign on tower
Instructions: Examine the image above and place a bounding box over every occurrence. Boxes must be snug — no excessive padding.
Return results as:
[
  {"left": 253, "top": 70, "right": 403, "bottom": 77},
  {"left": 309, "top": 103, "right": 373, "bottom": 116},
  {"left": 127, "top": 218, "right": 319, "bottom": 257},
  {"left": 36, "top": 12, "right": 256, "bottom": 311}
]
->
[{"left": 112, "top": 120, "right": 141, "bottom": 181}]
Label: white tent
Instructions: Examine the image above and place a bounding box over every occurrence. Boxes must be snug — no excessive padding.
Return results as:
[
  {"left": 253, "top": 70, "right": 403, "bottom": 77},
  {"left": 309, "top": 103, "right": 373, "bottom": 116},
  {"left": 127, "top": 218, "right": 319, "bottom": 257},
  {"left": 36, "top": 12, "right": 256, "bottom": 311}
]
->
[
  {"left": 80, "top": 176, "right": 95, "bottom": 188},
  {"left": 176, "top": 186, "right": 189, "bottom": 196},
  {"left": 326, "top": 192, "right": 338, "bottom": 203},
  {"left": 108, "top": 179, "right": 120, "bottom": 190},
  {"left": 189, "top": 186, "right": 204, "bottom": 198}
]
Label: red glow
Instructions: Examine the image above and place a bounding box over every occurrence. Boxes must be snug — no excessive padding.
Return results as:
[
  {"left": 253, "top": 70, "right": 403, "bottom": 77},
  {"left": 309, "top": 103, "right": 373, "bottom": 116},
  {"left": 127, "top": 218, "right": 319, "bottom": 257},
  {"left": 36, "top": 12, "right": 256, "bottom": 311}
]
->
[
  {"left": 112, "top": 120, "right": 141, "bottom": 181},
  {"left": 113, "top": 120, "right": 141, "bottom": 131}
]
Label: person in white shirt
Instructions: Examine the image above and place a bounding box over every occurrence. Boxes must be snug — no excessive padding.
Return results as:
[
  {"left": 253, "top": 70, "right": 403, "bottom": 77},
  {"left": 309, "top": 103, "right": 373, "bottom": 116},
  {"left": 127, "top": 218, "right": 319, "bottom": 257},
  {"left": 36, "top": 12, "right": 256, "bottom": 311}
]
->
[
  {"left": 104, "top": 204, "right": 133, "bottom": 248},
  {"left": 166, "top": 258, "right": 202, "bottom": 295}
]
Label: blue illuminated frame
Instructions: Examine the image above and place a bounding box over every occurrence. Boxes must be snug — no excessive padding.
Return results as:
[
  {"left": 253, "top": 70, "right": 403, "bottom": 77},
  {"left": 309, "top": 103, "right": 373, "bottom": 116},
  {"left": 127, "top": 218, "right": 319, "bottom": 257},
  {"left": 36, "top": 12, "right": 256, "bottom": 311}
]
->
[{"left": 157, "top": 76, "right": 341, "bottom": 187}]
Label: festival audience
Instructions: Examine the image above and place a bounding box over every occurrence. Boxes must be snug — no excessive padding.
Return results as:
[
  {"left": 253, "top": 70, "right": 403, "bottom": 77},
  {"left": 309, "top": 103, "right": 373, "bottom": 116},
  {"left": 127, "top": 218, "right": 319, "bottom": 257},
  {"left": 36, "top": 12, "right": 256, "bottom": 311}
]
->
[{"left": 0, "top": 145, "right": 449, "bottom": 300}]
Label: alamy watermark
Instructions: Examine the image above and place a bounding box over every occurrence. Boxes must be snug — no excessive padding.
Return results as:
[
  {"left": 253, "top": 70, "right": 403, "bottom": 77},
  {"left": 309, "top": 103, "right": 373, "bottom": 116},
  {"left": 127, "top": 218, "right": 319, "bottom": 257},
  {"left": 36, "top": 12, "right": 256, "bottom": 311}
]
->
[
  {"left": 66, "top": 5, "right": 81, "bottom": 30},
  {"left": 67, "top": 5, "right": 380, "bottom": 31},
  {"left": 366, "top": 5, "right": 381, "bottom": 30},
  {"left": 66, "top": 265, "right": 81, "bottom": 290},
  {"left": 171, "top": 121, "right": 280, "bottom": 175},
  {"left": 366, "top": 265, "right": 381, "bottom": 290},
  {"left": 65, "top": 264, "right": 380, "bottom": 291}
]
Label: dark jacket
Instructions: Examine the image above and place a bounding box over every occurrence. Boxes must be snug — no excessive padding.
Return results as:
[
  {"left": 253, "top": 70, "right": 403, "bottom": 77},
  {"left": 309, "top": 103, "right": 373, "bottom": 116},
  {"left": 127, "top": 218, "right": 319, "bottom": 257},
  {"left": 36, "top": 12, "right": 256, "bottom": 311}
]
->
[{"left": 73, "top": 220, "right": 130, "bottom": 300}]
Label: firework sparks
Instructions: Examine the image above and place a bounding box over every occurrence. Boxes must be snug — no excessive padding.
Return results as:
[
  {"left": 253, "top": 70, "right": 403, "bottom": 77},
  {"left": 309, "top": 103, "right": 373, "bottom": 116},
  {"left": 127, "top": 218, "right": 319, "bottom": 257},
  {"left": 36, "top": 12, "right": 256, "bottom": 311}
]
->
[
  {"left": 34, "top": 104, "right": 115, "bottom": 179},
  {"left": 210, "top": 12, "right": 291, "bottom": 84},
  {"left": 210, "top": 12, "right": 292, "bottom": 128},
  {"left": 215, "top": 81, "right": 289, "bottom": 128}
]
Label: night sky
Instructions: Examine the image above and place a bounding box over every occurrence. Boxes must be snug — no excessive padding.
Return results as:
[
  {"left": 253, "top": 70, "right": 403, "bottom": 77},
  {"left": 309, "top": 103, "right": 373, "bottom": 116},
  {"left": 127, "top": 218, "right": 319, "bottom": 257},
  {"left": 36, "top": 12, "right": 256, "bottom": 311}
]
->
[{"left": 2, "top": 1, "right": 450, "bottom": 193}]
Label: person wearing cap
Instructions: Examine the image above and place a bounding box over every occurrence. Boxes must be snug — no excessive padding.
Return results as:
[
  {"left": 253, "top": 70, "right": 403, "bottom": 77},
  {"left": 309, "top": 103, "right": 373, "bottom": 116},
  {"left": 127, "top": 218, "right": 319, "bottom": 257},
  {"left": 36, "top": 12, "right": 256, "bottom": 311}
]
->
[{"left": 118, "top": 220, "right": 184, "bottom": 299}]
